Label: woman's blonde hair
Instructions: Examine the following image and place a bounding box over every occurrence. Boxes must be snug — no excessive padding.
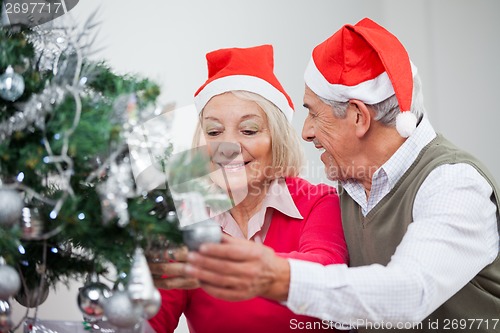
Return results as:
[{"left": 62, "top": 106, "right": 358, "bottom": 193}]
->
[{"left": 194, "top": 90, "right": 304, "bottom": 179}]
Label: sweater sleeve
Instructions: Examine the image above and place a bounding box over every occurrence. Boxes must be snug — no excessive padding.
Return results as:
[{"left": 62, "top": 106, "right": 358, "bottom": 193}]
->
[
  {"left": 148, "top": 288, "right": 188, "bottom": 333},
  {"left": 277, "top": 192, "right": 348, "bottom": 265}
]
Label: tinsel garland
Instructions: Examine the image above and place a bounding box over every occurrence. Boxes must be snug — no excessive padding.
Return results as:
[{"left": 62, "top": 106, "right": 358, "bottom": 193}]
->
[
  {"left": 0, "top": 2, "right": 183, "bottom": 296},
  {"left": 0, "top": 2, "right": 231, "bottom": 330}
]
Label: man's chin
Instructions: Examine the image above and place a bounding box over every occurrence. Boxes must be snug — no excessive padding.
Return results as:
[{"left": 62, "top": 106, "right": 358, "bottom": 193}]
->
[
  {"left": 322, "top": 163, "right": 338, "bottom": 181},
  {"left": 325, "top": 173, "right": 339, "bottom": 182}
]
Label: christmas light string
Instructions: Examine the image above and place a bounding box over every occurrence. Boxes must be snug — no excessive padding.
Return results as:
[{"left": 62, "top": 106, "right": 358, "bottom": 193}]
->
[{"left": 0, "top": 6, "right": 227, "bottom": 329}]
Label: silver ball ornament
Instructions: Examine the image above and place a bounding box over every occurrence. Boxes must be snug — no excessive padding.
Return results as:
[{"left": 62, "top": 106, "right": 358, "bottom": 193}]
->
[
  {"left": 77, "top": 282, "right": 111, "bottom": 322},
  {"left": 182, "top": 219, "right": 222, "bottom": 251},
  {"left": 0, "top": 264, "right": 21, "bottom": 300},
  {"left": 0, "top": 66, "right": 25, "bottom": 102},
  {"left": 0, "top": 300, "right": 13, "bottom": 333},
  {"left": 103, "top": 290, "right": 142, "bottom": 328},
  {"left": 143, "top": 288, "right": 161, "bottom": 319},
  {"left": 0, "top": 189, "right": 24, "bottom": 227},
  {"left": 14, "top": 283, "right": 49, "bottom": 308}
]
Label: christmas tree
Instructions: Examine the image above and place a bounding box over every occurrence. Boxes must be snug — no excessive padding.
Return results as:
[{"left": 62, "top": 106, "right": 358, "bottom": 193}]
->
[{"left": 0, "top": 1, "right": 210, "bottom": 330}]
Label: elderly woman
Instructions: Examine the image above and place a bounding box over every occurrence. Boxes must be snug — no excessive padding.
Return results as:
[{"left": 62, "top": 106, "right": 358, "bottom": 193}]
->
[{"left": 148, "top": 45, "right": 347, "bottom": 333}]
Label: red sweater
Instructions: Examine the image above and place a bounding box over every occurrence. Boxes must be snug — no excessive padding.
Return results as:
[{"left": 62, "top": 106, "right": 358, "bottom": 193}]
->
[{"left": 149, "top": 177, "right": 348, "bottom": 333}]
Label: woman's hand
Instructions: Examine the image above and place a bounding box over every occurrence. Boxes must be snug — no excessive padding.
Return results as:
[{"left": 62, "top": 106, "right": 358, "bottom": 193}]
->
[{"left": 148, "top": 246, "right": 200, "bottom": 290}]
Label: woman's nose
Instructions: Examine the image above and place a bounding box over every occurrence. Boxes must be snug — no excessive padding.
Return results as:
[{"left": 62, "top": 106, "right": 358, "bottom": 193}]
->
[
  {"left": 218, "top": 141, "right": 241, "bottom": 158},
  {"left": 210, "top": 141, "right": 242, "bottom": 163}
]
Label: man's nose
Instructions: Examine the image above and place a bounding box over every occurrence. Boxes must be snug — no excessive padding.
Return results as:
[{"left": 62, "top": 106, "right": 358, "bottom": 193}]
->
[{"left": 301, "top": 118, "right": 315, "bottom": 142}]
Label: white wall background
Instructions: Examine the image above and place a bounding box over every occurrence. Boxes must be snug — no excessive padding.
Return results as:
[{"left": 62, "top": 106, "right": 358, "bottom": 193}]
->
[{"left": 10, "top": 1, "right": 500, "bottom": 332}]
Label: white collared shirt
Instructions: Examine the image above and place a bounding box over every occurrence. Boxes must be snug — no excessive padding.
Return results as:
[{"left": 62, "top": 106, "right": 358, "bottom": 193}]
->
[
  {"left": 287, "top": 117, "right": 499, "bottom": 325},
  {"left": 212, "top": 178, "right": 302, "bottom": 242}
]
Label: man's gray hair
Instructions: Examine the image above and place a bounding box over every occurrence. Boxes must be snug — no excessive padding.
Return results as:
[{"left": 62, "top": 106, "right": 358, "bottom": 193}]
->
[{"left": 319, "top": 74, "right": 426, "bottom": 126}]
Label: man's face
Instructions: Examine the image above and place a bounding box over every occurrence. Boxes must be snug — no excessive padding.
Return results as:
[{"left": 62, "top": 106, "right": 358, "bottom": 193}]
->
[{"left": 301, "top": 86, "right": 357, "bottom": 182}]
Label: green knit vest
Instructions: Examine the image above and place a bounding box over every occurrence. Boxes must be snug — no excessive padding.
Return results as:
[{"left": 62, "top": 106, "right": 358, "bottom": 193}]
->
[{"left": 339, "top": 135, "right": 500, "bottom": 333}]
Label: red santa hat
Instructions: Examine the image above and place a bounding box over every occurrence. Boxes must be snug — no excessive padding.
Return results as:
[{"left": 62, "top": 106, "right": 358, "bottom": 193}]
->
[
  {"left": 304, "top": 17, "right": 418, "bottom": 137},
  {"left": 194, "top": 44, "right": 294, "bottom": 122}
]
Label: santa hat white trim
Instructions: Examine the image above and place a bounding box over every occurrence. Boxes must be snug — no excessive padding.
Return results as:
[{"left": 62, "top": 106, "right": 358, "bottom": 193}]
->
[
  {"left": 194, "top": 75, "right": 294, "bottom": 123},
  {"left": 304, "top": 57, "right": 418, "bottom": 105}
]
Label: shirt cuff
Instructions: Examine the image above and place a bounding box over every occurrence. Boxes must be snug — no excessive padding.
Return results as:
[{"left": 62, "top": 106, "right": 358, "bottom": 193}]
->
[{"left": 287, "top": 258, "right": 348, "bottom": 317}]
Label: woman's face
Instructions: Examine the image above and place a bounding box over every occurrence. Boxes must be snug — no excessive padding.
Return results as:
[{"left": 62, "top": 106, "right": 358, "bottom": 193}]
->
[{"left": 201, "top": 92, "right": 273, "bottom": 196}]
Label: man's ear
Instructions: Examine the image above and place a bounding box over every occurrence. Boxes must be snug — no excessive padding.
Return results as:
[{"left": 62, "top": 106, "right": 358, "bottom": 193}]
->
[{"left": 349, "top": 99, "right": 371, "bottom": 138}]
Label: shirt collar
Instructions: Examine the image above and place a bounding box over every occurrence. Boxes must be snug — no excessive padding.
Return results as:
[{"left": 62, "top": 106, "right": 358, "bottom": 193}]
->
[
  {"left": 265, "top": 178, "right": 303, "bottom": 219},
  {"left": 381, "top": 115, "right": 437, "bottom": 188},
  {"left": 341, "top": 115, "right": 437, "bottom": 195}
]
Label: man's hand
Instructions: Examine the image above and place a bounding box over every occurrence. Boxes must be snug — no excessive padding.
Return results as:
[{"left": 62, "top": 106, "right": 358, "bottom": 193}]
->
[
  {"left": 185, "top": 234, "right": 290, "bottom": 302},
  {"left": 148, "top": 246, "right": 200, "bottom": 290}
]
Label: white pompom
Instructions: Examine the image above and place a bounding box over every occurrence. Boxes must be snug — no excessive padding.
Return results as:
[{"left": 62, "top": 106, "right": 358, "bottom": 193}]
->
[{"left": 396, "top": 112, "right": 417, "bottom": 138}]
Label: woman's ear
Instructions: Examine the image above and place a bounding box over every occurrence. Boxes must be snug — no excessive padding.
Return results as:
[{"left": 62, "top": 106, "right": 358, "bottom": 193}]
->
[{"left": 349, "top": 99, "right": 371, "bottom": 138}]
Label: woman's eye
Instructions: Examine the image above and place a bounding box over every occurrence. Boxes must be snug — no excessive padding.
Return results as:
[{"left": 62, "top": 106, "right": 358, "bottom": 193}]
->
[
  {"left": 206, "top": 130, "right": 221, "bottom": 136},
  {"left": 241, "top": 130, "right": 257, "bottom": 136}
]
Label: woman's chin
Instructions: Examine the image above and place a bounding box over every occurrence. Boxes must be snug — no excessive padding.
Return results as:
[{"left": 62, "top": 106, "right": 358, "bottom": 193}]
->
[{"left": 212, "top": 176, "right": 249, "bottom": 193}]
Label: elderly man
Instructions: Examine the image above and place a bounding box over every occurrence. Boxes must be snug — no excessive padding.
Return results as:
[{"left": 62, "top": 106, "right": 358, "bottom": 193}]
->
[{"left": 185, "top": 18, "right": 500, "bottom": 332}]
